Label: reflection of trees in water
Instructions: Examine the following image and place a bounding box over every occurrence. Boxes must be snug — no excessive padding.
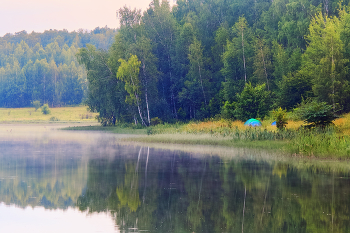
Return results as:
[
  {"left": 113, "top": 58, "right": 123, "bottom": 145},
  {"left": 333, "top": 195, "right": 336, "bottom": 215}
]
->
[
  {"left": 1, "top": 139, "right": 349, "bottom": 232},
  {"left": 76, "top": 146, "right": 350, "bottom": 233},
  {"left": 116, "top": 162, "right": 141, "bottom": 212},
  {"left": 0, "top": 141, "right": 88, "bottom": 209}
]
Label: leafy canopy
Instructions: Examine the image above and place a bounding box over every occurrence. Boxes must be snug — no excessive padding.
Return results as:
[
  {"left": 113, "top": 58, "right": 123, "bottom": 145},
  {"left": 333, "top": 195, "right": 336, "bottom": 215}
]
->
[{"left": 223, "top": 82, "right": 271, "bottom": 121}]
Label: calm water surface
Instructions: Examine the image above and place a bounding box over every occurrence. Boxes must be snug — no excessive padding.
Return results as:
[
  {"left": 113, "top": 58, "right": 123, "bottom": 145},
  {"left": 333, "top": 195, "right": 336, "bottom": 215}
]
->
[{"left": 1, "top": 124, "right": 350, "bottom": 233}]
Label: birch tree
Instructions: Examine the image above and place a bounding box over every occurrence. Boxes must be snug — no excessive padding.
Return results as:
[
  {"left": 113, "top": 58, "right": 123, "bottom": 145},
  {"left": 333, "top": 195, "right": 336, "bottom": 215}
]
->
[{"left": 117, "top": 55, "right": 146, "bottom": 126}]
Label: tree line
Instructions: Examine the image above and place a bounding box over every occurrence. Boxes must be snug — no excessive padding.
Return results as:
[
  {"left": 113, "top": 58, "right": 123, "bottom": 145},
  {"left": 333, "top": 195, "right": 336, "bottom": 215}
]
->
[
  {"left": 77, "top": 0, "right": 350, "bottom": 125},
  {"left": 0, "top": 27, "right": 117, "bottom": 107}
]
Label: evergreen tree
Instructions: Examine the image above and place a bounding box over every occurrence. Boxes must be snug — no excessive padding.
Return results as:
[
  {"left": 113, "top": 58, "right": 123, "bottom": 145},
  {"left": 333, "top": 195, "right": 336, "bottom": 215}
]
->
[{"left": 301, "top": 13, "right": 349, "bottom": 111}]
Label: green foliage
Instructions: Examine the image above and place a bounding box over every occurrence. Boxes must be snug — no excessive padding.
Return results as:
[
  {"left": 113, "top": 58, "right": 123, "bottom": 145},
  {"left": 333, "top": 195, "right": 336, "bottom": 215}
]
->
[
  {"left": 294, "top": 99, "right": 338, "bottom": 127},
  {"left": 273, "top": 107, "right": 288, "bottom": 130},
  {"left": 287, "top": 127, "right": 350, "bottom": 157},
  {"left": 150, "top": 117, "right": 162, "bottom": 126},
  {"left": 41, "top": 104, "right": 51, "bottom": 115},
  {"left": 0, "top": 27, "right": 116, "bottom": 108},
  {"left": 221, "top": 101, "right": 235, "bottom": 119},
  {"left": 0, "top": 28, "right": 115, "bottom": 108},
  {"left": 223, "top": 82, "right": 271, "bottom": 121},
  {"left": 117, "top": 55, "right": 147, "bottom": 126},
  {"left": 277, "top": 72, "right": 313, "bottom": 109},
  {"left": 77, "top": 44, "right": 130, "bottom": 125},
  {"left": 117, "top": 55, "right": 142, "bottom": 105},
  {"left": 49, "top": 116, "right": 59, "bottom": 121},
  {"left": 301, "top": 12, "right": 350, "bottom": 110},
  {"left": 231, "top": 127, "right": 296, "bottom": 141},
  {"left": 5, "top": 0, "right": 350, "bottom": 123},
  {"left": 32, "top": 100, "right": 41, "bottom": 111}
]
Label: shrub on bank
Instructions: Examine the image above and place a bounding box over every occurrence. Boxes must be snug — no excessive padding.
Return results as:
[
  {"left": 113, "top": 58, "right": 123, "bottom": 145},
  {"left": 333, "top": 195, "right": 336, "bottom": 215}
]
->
[
  {"left": 41, "top": 104, "right": 51, "bottom": 115},
  {"left": 294, "top": 99, "right": 337, "bottom": 128},
  {"left": 32, "top": 100, "right": 41, "bottom": 111}
]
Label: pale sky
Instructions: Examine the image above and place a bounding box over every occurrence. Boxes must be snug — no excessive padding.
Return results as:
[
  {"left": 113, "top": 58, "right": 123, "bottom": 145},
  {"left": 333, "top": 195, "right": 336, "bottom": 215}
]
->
[{"left": 0, "top": 0, "right": 175, "bottom": 36}]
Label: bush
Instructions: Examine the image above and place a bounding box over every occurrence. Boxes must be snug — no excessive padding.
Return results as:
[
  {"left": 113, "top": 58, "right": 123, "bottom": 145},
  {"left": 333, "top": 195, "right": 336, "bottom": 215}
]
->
[
  {"left": 294, "top": 99, "right": 337, "bottom": 128},
  {"left": 223, "top": 82, "right": 271, "bottom": 121},
  {"left": 32, "top": 100, "right": 41, "bottom": 111},
  {"left": 150, "top": 117, "right": 163, "bottom": 126},
  {"left": 273, "top": 108, "right": 288, "bottom": 130},
  {"left": 41, "top": 104, "right": 51, "bottom": 115},
  {"left": 49, "top": 116, "right": 59, "bottom": 121}
]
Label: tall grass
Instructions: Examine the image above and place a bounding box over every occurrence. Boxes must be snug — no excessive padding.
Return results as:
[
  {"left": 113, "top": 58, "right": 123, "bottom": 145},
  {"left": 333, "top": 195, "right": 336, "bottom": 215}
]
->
[
  {"left": 334, "top": 114, "right": 350, "bottom": 136},
  {"left": 287, "top": 128, "right": 350, "bottom": 157},
  {"left": 147, "top": 120, "right": 296, "bottom": 140},
  {"left": 128, "top": 133, "right": 287, "bottom": 150},
  {"left": 144, "top": 118, "right": 350, "bottom": 158}
]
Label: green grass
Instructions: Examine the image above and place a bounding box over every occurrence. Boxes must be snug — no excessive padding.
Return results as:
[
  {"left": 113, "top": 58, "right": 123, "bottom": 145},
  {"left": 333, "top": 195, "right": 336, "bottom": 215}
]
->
[
  {"left": 63, "top": 123, "right": 350, "bottom": 158},
  {"left": 0, "top": 106, "right": 98, "bottom": 123},
  {"left": 2, "top": 107, "right": 345, "bottom": 158},
  {"left": 63, "top": 125, "right": 147, "bottom": 134},
  {"left": 126, "top": 133, "right": 287, "bottom": 150},
  {"left": 286, "top": 129, "right": 350, "bottom": 158}
]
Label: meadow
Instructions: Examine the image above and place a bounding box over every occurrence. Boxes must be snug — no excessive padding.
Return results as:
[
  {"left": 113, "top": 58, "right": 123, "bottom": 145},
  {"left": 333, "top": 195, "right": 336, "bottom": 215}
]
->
[{"left": 0, "top": 106, "right": 98, "bottom": 123}]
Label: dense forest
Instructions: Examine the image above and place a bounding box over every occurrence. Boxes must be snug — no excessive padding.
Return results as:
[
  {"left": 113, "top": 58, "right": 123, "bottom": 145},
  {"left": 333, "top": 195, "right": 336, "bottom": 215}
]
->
[
  {"left": 77, "top": 0, "right": 350, "bottom": 125},
  {"left": 0, "top": 27, "right": 117, "bottom": 107}
]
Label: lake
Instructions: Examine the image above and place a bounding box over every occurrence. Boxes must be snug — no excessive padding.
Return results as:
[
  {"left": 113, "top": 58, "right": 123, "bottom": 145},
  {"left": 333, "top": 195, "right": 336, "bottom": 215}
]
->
[{"left": 0, "top": 124, "right": 350, "bottom": 233}]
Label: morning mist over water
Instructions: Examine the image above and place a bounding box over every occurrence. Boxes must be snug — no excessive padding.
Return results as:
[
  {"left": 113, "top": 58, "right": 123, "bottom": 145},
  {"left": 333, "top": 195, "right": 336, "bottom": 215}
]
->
[{"left": 0, "top": 124, "right": 349, "bottom": 232}]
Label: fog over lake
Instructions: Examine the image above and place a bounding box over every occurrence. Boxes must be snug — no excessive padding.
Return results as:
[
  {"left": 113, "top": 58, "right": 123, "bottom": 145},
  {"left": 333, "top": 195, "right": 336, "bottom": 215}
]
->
[{"left": 0, "top": 124, "right": 350, "bottom": 233}]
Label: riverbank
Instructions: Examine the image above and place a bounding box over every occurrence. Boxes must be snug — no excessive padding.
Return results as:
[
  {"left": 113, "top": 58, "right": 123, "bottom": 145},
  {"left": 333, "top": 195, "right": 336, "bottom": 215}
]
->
[
  {"left": 64, "top": 125, "right": 147, "bottom": 134},
  {"left": 126, "top": 133, "right": 288, "bottom": 150},
  {"left": 3, "top": 106, "right": 349, "bottom": 158},
  {"left": 60, "top": 115, "right": 350, "bottom": 158}
]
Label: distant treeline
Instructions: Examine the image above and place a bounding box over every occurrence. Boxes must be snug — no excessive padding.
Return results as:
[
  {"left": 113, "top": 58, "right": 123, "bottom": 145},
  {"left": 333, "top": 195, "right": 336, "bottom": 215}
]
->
[
  {"left": 77, "top": 0, "right": 350, "bottom": 125},
  {"left": 0, "top": 27, "right": 117, "bottom": 107}
]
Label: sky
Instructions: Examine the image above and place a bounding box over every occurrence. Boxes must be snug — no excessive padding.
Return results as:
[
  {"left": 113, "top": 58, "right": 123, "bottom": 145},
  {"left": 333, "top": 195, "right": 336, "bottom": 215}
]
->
[{"left": 0, "top": 0, "right": 175, "bottom": 36}]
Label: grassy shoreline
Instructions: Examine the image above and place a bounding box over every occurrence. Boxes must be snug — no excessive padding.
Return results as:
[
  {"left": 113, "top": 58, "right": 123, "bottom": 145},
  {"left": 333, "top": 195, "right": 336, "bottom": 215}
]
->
[
  {"left": 63, "top": 125, "right": 147, "bottom": 134},
  {"left": 126, "top": 133, "right": 288, "bottom": 150},
  {"left": 2, "top": 107, "right": 350, "bottom": 158},
  {"left": 60, "top": 116, "right": 350, "bottom": 159}
]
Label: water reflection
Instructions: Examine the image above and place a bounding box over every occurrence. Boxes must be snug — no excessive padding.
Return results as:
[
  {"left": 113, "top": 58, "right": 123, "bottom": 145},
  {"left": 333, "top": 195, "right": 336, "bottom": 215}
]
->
[
  {"left": 0, "top": 124, "right": 350, "bottom": 232},
  {"left": 79, "top": 146, "right": 350, "bottom": 233}
]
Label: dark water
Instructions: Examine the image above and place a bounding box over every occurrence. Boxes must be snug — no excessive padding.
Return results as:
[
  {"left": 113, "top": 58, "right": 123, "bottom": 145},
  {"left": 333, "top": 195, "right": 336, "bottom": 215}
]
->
[{"left": 1, "top": 125, "right": 350, "bottom": 233}]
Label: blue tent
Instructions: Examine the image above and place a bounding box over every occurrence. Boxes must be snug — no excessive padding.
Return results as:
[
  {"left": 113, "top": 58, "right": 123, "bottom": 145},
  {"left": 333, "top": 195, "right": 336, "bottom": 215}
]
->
[
  {"left": 244, "top": 118, "right": 262, "bottom": 127},
  {"left": 271, "top": 121, "right": 276, "bottom": 126}
]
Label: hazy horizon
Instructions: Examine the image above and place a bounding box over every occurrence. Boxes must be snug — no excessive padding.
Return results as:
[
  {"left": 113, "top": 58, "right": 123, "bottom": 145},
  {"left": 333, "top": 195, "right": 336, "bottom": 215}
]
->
[{"left": 0, "top": 0, "right": 176, "bottom": 37}]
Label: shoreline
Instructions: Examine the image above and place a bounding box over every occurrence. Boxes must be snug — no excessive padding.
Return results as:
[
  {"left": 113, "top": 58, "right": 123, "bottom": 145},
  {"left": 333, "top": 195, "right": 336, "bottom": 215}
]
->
[
  {"left": 1, "top": 118, "right": 348, "bottom": 159},
  {"left": 59, "top": 125, "right": 350, "bottom": 159},
  {"left": 123, "top": 133, "right": 288, "bottom": 150}
]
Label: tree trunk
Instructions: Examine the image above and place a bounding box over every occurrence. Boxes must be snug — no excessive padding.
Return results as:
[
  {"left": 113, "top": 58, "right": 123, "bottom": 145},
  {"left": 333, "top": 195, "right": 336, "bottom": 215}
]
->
[
  {"left": 135, "top": 92, "right": 147, "bottom": 126},
  {"left": 142, "top": 61, "right": 151, "bottom": 125},
  {"left": 129, "top": 69, "right": 146, "bottom": 126},
  {"left": 168, "top": 54, "right": 178, "bottom": 119},
  {"left": 145, "top": 90, "right": 150, "bottom": 125},
  {"left": 198, "top": 64, "right": 207, "bottom": 105},
  {"left": 260, "top": 46, "right": 270, "bottom": 91},
  {"left": 331, "top": 37, "right": 335, "bottom": 112},
  {"left": 134, "top": 115, "right": 137, "bottom": 125},
  {"left": 242, "top": 27, "right": 247, "bottom": 83}
]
